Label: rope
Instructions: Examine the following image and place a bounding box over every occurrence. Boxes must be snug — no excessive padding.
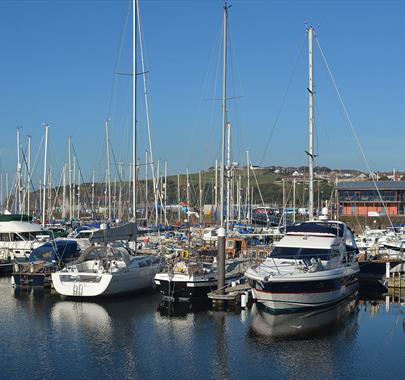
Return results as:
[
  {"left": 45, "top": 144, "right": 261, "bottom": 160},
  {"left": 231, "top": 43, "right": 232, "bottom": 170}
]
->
[
  {"left": 315, "top": 34, "right": 393, "bottom": 228},
  {"left": 259, "top": 36, "right": 306, "bottom": 165}
]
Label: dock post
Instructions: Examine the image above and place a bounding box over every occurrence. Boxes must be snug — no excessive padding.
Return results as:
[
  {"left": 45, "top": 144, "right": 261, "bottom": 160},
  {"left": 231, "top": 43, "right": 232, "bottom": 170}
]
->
[
  {"left": 241, "top": 292, "right": 247, "bottom": 308},
  {"left": 217, "top": 227, "right": 225, "bottom": 295}
]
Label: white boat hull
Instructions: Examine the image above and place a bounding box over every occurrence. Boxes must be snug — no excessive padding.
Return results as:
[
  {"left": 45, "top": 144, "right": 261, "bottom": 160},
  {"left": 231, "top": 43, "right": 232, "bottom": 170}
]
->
[
  {"left": 52, "top": 264, "right": 160, "bottom": 297},
  {"left": 250, "top": 272, "right": 359, "bottom": 312}
]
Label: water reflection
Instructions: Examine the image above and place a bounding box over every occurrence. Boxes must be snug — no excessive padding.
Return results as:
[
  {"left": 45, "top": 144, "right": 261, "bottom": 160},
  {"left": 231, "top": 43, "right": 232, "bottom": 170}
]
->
[
  {"left": 157, "top": 299, "right": 211, "bottom": 318},
  {"left": 249, "top": 294, "right": 359, "bottom": 341}
]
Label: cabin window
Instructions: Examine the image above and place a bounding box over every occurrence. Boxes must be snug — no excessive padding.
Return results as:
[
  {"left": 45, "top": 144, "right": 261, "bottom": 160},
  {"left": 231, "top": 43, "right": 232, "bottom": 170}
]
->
[
  {"left": 0, "top": 233, "right": 10, "bottom": 241},
  {"left": 271, "top": 246, "right": 331, "bottom": 260},
  {"left": 226, "top": 241, "right": 234, "bottom": 249},
  {"left": 330, "top": 249, "right": 340, "bottom": 258},
  {"left": 12, "top": 233, "right": 24, "bottom": 241}
]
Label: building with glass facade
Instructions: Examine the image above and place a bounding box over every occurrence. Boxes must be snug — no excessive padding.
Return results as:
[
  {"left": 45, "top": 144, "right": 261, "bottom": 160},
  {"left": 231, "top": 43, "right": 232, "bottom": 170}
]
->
[{"left": 336, "top": 181, "right": 405, "bottom": 216}]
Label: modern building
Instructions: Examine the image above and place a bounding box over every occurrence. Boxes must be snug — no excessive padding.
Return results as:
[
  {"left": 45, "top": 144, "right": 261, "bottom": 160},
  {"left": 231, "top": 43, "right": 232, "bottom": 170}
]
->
[{"left": 337, "top": 181, "right": 405, "bottom": 216}]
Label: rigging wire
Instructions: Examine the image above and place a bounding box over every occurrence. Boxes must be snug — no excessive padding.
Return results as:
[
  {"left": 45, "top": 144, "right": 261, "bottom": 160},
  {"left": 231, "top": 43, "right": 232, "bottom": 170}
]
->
[
  {"left": 315, "top": 34, "right": 393, "bottom": 228},
  {"left": 259, "top": 36, "right": 306, "bottom": 166}
]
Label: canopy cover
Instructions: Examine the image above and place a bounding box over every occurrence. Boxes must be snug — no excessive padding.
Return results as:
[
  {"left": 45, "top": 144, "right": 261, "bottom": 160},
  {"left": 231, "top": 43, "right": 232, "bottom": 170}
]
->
[{"left": 29, "top": 240, "right": 80, "bottom": 263}]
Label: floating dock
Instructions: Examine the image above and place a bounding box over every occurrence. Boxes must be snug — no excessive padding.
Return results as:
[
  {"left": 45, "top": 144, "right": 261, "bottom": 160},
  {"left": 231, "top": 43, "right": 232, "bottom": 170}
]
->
[{"left": 208, "top": 283, "right": 251, "bottom": 306}]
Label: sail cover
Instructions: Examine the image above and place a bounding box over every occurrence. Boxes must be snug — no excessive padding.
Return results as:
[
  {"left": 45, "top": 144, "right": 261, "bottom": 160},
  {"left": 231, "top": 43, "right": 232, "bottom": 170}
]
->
[{"left": 90, "top": 223, "right": 138, "bottom": 243}]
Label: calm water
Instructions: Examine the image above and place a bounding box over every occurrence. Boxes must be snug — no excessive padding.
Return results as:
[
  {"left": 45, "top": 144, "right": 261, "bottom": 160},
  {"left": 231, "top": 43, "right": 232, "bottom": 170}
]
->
[{"left": 1, "top": 277, "right": 405, "bottom": 380}]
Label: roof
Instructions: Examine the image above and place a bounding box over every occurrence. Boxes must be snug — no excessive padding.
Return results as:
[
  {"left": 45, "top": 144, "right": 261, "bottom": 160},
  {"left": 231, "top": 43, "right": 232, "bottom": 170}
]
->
[
  {"left": 336, "top": 181, "right": 405, "bottom": 191},
  {"left": 0, "top": 221, "right": 43, "bottom": 233},
  {"left": 286, "top": 221, "right": 344, "bottom": 237},
  {"left": 276, "top": 235, "right": 337, "bottom": 249}
]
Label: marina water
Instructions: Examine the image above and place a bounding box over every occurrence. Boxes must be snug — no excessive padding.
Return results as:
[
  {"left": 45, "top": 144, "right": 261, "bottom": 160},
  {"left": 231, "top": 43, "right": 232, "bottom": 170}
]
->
[{"left": 1, "top": 277, "right": 404, "bottom": 379}]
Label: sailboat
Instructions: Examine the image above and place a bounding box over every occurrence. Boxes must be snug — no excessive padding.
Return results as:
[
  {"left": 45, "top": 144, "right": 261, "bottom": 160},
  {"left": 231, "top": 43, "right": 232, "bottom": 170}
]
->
[
  {"left": 51, "top": 223, "right": 163, "bottom": 297},
  {"left": 245, "top": 27, "right": 360, "bottom": 312},
  {"left": 52, "top": 0, "right": 163, "bottom": 297},
  {"left": 154, "top": 1, "right": 242, "bottom": 301}
]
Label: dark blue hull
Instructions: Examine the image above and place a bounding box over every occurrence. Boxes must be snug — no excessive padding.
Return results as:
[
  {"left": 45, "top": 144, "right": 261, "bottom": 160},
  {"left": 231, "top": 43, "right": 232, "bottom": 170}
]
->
[{"left": 13, "top": 273, "right": 51, "bottom": 287}]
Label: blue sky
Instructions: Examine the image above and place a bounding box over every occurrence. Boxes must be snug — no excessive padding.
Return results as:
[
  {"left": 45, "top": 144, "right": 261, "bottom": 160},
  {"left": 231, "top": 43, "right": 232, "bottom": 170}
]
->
[{"left": 1, "top": 0, "right": 405, "bottom": 188}]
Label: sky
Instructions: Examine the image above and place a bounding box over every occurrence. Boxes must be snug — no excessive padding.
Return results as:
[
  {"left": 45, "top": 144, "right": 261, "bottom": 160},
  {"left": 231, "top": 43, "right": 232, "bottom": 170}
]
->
[{"left": 1, "top": 0, "right": 405, "bottom": 190}]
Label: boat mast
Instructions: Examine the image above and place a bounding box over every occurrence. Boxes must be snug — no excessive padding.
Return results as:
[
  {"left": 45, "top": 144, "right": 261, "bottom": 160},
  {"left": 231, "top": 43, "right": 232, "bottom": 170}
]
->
[
  {"left": 16, "top": 127, "right": 21, "bottom": 214},
  {"left": 307, "top": 26, "right": 315, "bottom": 220},
  {"left": 73, "top": 156, "right": 76, "bottom": 217},
  {"left": 186, "top": 168, "right": 189, "bottom": 224},
  {"left": 136, "top": 0, "right": 159, "bottom": 228},
  {"left": 218, "top": 1, "right": 229, "bottom": 294},
  {"left": 77, "top": 169, "right": 80, "bottom": 220},
  {"left": 199, "top": 170, "right": 202, "bottom": 224},
  {"left": 246, "top": 150, "right": 250, "bottom": 222},
  {"left": 48, "top": 167, "right": 52, "bottom": 221},
  {"left": 293, "top": 177, "right": 296, "bottom": 223},
  {"left": 132, "top": 0, "right": 138, "bottom": 222},
  {"left": 226, "top": 122, "right": 231, "bottom": 231},
  {"left": 91, "top": 168, "right": 95, "bottom": 219},
  {"left": 5, "top": 173, "right": 9, "bottom": 211},
  {"left": 62, "top": 163, "right": 66, "bottom": 219},
  {"left": 220, "top": 3, "right": 228, "bottom": 230},
  {"left": 145, "top": 151, "right": 148, "bottom": 222},
  {"left": 27, "top": 135, "right": 31, "bottom": 216},
  {"left": 42, "top": 124, "right": 48, "bottom": 227},
  {"left": 68, "top": 136, "right": 72, "bottom": 221},
  {"left": 177, "top": 173, "right": 180, "bottom": 222},
  {"left": 105, "top": 119, "right": 111, "bottom": 221},
  {"left": 214, "top": 159, "right": 218, "bottom": 219},
  {"left": 164, "top": 160, "right": 167, "bottom": 224}
]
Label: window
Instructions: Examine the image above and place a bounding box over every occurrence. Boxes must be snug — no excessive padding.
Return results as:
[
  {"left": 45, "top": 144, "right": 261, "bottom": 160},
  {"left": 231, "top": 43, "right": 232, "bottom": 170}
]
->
[
  {"left": 271, "top": 246, "right": 331, "bottom": 261},
  {"left": 0, "top": 233, "right": 10, "bottom": 242}
]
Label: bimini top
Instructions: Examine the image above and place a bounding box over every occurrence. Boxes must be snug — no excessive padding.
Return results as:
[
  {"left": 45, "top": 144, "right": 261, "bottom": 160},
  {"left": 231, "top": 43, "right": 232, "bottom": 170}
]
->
[
  {"left": 0, "top": 214, "right": 32, "bottom": 222},
  {"left": 29, "top": 240, "right": 80, "bottom": 263},
  {"left": 286, "top": 221, "right": 344, "bottom": 237},
  {"left": 74, "top": 244, "right": 132, "bottom": 265},
  {"left": 0, "top": 220, "right": 43, "bottom": 233}
]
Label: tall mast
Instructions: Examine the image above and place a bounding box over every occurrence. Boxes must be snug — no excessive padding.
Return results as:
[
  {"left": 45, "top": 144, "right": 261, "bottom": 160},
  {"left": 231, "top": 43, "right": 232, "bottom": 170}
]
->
[
  {"left": 226, "top": 122, "right": 231, "bottom": 231},
  {"left": 118, "top": 163, "right": 123, "bottom": 221},
  {"left": 48, "top": 167, "right": 52, "bottom": 221},
  {"left": 177, "top": 173, "right": 180, "bottom": 222},
  {"left": 214, "top": 159, "right": 218, "bottom": 218},
  {"left": 137, "top": 0, "right": 158, "bottom": 227},
  {"left": 5, "top": 173, "right": 9, "bottom": 211},
  {"left": 105, "top": 120, "right": 111, "bottom": 221},
  {"left": 218, "top": 1, "right": 229, "bottom": 294},
  {"left": 68, "top": 136, "right": 72, "bottom": 221},
  {"left": 293, "top": 178, "right": 296, "bottom": 224},
  {"left": 132, "top": 0, "right": 138, "bottom": 222},
  {"left": 145, "top": 151, "right": 148, "bottom": 222},
  {"left": 77, "top": 169, "right": 80, "bottom": 220},
  {"left": 62, "top": 163, "right": 66, "bottom": 219},
  {"left": 91, "top": 169, "right": 95, "bottom": 219},
  {"left": 246, "top": 150, "right": 250, "bottom": 222},
  {"left": 42, "top": 124, "right": 48, "bottom": 227},
  {"left": 27, "top": 135, "right": 31, "bottom": 215},
  {"left": 282, "top": 178, "right": 286, "bottom": 229},
  {"left": 186, "top": 168, "right": 189, "bottom": 224},
  {"left": 16, "top": 127, "right": 21, "bottom": 214},
  {"left": 164, "top": 160, "right": 167, "bottom": 224},
  {"left": 156, "top": 160, "right": 160, "bottom": 225},
  {"left": 307, "top": 26, "right": 315, "bottom": 220},
  {"left": 220, "top": 2, "right": 228, "bottom": 229},
  {"left": 73, "top": 156, "right": 76, "bottom": 217},
  {"left": 237, "top": 175, "right": 241, "bottom": 221},
  {"left": 199, "top": 170, "right": 202, "bottom": 224}
]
